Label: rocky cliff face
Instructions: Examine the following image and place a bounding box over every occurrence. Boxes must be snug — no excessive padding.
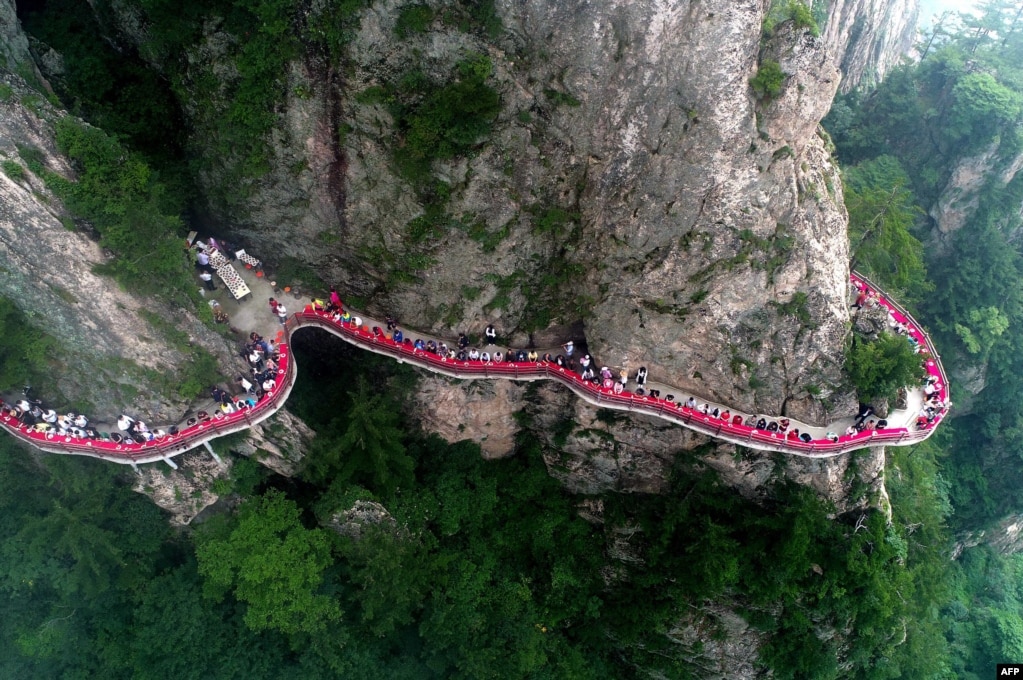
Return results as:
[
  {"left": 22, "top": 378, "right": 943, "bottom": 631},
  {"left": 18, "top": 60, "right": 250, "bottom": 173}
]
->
[
  {"left": 4, "top": 0, "right": 914, "bottom": 674},
  {"left": 925, "top": 137, "right": 1023, "bottom": 408},
  {"left": 286, "top": 1, "right": 855, "bottom": 425},
  {"left": 0, "top": 72, "right": 226, "bottom": 422},
  {"left": 71, "top": 0, "right": 895, "bottom": 478},
  {"left": 4, "top": 0, "right": 912, "bottom": 485},
  {"left": 822, "top": 0, "right": 920, "bottom": 92},
  {"left": 0, "top": 0, "right": 311, "bottom": 476},
  {"left": 954, "top": 511, "right": 1023, "bottom": 558}
]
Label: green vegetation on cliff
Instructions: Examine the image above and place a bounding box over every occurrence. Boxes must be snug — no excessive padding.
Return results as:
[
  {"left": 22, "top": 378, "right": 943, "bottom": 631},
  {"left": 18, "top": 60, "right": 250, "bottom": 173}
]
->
[
  {"left": 38, "top": 119, "right": 193, "bottom": 298},
  {"left": 825, "top": 1, "right": 1023, "bottom": 669},
  {"left": 10, "top": 0, "right": 1023, "bottom": 675},
  {"left": 0, "top": 340, "right": 953, "bottom": 678},
  {"left": 826, "top": 0, "right": 1023, "bottom": 533}
]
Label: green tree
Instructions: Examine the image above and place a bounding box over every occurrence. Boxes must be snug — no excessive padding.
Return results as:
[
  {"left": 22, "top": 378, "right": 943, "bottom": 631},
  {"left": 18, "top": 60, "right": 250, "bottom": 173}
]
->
[
  {"left": 947, "top": 72, "right": 1022, "bottom": 148},
  {"left": 955, "top": 306, "right": 1010, "bottom": 356},
  {"left": 28, "top": 118, "right": 196, "bottom": 300},
  {"left": 195, "top": 490, "right": 342, "bottom": 636},
  {"left": 301, "top": 379, "right": 414, "bottom": 495},
  {"left": 0, "top": 298, "right": 58, "bottom": 393},
  {"left": 336, "top": 518, "right": 431, "bottom": 637},
  {"left": 844, "top": 156, "right": 929, "bottom": 301},
  {"left": 845, "top": 332, "right": 922, "bottom": 402},
  {"left": 393, "top": 54, "right": 501, "bottom": 186},
  {"left": 751, "top": 59, "right": 786, "bottom": 100}
]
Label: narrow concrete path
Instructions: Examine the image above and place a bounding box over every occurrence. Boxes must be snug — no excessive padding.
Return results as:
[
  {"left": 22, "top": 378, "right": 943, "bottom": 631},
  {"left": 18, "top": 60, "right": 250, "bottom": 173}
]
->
[{"left": 0, "top": 255, "right": 950, "bottom": 466}]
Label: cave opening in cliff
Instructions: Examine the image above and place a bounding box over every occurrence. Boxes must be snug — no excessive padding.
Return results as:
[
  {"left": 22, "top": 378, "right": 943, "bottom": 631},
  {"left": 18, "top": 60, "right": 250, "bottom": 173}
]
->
[{"left": 13, "top": 0, "right": 45, "bottom": 20}]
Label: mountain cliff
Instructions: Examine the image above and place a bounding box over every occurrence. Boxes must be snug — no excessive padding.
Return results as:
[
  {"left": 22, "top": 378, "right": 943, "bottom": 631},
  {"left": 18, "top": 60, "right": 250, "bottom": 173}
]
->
[
  {"left": 5, "top": 0, "right": 920, "bottom": 500},
  {"left": 0, "top": 0, "right": 946, "bottom": 674},
  {"left": 108, "top": 0, "right": 856, "bottom": 434},
  {"left": 822, "top": 0, "right": 919, "bottom": 92}
]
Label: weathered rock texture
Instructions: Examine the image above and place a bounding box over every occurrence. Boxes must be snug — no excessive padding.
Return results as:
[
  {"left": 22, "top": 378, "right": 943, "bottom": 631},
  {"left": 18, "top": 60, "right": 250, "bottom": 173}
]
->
[
  {"left": 0, "top": 0, "right": 315, "bottom": 476},
  {"left": 413, "top": 375, "right": 525, "bottom": 458},
  {"left": 925, "top": 137, "right": 1023, "bottom": 408},
  {"left": 930, "top": 139, "right": 1023, "bottom": 242},
  {"left": 326, "top": 499, "right": 396, "bottom": 539},
  {"left": 528, "top": 380, "right": 886, "bottom": 514},
  {"left": 132, "top": 449, "right": 229, "bottom": 526},
  {"left": 221, "top": 408, "right": 316, "bottom": 476},
  {"left": 321, "top": 1, "right": 857, "bottom": 435},
  {"left": 954, "top": 512, "right": 1023, "bottom": 558},
  {"left": 822, "top": 0, "right": 919, "bottom": 92},
  {"left": 131, "top": 409, "right": 314, "bottom": 524},
  {"left": 116, "top": 0, "right": 862, "bottom": 425},
  {"left": 0, "top": 0, "right": 30, "bottom": 67},
  {"left": 666, "top": 604, "right": 769, "bottom": 680},
  {"left": 66, "top": 0, "right": 928, "bottom": 452}
]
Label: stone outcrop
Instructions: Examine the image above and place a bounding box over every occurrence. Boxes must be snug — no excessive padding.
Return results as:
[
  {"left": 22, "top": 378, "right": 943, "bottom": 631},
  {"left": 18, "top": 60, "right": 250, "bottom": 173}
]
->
[
  {"left": 925, "top": 137, "right": 1023, "bottom": 408},
  {"left": 326, "top": 499, "right": 396, "bottom": 539},
  {"left": 132, "top": 449, "right": 229, "bottom": 526},
  {"left": 3, "top": 0, "right": 922, "bottom": 502},
  {"left": 340, "top": 0, "right": 856, "bottom": 429},
  {"left": 528, "top": 380, "right": 886, "bottom": 515},
  {"left": 929, "top": 139, "right": 1023, "bottom": 242},
  {"left": 666, "top": 604, "right": 769, "bottom": 680},
  {"left": 822, "top": 0, "right": 920, "bottom": 92},
  {"left": 412, "top": 375, "right": 525, "bottom": 458},
  {"left": 0, "top": 0, "right": 31, "bottom": 67},
  {"left": 219, "top": 408, "right": 316, "bottom": 476}
]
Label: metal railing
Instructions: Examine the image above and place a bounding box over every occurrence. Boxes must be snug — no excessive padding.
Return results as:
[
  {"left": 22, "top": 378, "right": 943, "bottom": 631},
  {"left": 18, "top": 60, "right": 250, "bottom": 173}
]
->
[{"left": 0, "top": 271, "right": 948, "bottom": 464}]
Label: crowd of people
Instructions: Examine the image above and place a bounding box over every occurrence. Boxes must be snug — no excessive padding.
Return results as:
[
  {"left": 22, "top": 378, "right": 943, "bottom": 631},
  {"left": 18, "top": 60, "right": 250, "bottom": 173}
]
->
[
  {"left": 850, "top": 277, "right": 949, "bottom": 430},
  {"left": 1, "top": 323, "right": 285, "bottom": 447},
  {"left": 0, "top": 259, "right": 949, "bottom": 457},
  {"left": 1, "top": 387, "right": 104, "bottom": 440},
  {"left": 299, "top": 274, "right": 948, "bottom": 447}
]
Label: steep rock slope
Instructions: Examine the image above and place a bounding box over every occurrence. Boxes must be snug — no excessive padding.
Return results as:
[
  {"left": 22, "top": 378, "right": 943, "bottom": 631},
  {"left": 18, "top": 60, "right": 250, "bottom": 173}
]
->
[
  {"left": 72, "top": 0, "right": 882, "bottom": 475},
  {"left": 823, "top": 0, "right": 920, "bottom": 92},
  {"left": 0, "top": 0, "right": 311, "bottom": 478},
  {"left": 19, "top": 0, "right": 917, "bottom": 484},
  {"left": 207, "top": 1, "right": 855, "bottom": 421},
  {"left": 0, "top": 84, "right": 230, "bottom": 421}
]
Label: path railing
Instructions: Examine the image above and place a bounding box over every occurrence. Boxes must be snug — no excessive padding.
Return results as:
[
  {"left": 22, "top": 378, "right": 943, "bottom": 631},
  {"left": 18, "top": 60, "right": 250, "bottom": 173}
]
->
[{"left": 0, "top": 271, "right": 949, "bottom": 465}]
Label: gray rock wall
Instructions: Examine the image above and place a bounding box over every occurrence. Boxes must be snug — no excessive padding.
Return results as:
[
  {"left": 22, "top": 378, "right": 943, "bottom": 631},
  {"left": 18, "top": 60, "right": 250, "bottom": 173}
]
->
[
  {"left": 823, "top": 0, "right": 920, "bottom": 92},
  {"left": 9, "top": 0, "right": 916, "bottom": 493},
  {"left": 0, "top": 74, "right": 232, "bottom": 421}
]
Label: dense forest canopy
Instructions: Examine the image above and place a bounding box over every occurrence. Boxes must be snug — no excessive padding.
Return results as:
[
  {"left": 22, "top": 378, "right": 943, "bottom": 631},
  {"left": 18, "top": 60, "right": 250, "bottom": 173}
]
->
[
  {"left": 822, "top": 3, "right": 1023, "bottom": 671},
  {"left": 826, "top": 0, "right": 1023, "bottom": 531},
  {"left": 0, "top": 338, "right": 954, "bottom": 678},
  {"left": 4, "top": 0, "right": 1023, "bottom": 676}
]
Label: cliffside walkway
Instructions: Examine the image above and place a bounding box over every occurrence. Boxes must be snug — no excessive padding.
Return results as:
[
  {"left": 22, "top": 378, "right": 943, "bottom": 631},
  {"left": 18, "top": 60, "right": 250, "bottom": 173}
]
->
[{"left": 0, "top": 268, "right": 949, "bottom": 467}]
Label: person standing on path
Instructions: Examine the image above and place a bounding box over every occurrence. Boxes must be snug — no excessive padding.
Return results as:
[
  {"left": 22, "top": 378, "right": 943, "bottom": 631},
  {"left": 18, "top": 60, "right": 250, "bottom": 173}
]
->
[
  {"left": 196, "top": 249, "right": 212, "bottom": 272},
  {"left": 275, "top": 302, "right": 288, "bottom": 326},
  {"left": 199, "top": 270, "right": 215, "bottom": 291},
  {"left": 562, "top": 340, "right": 574, "bottom": 357}
]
